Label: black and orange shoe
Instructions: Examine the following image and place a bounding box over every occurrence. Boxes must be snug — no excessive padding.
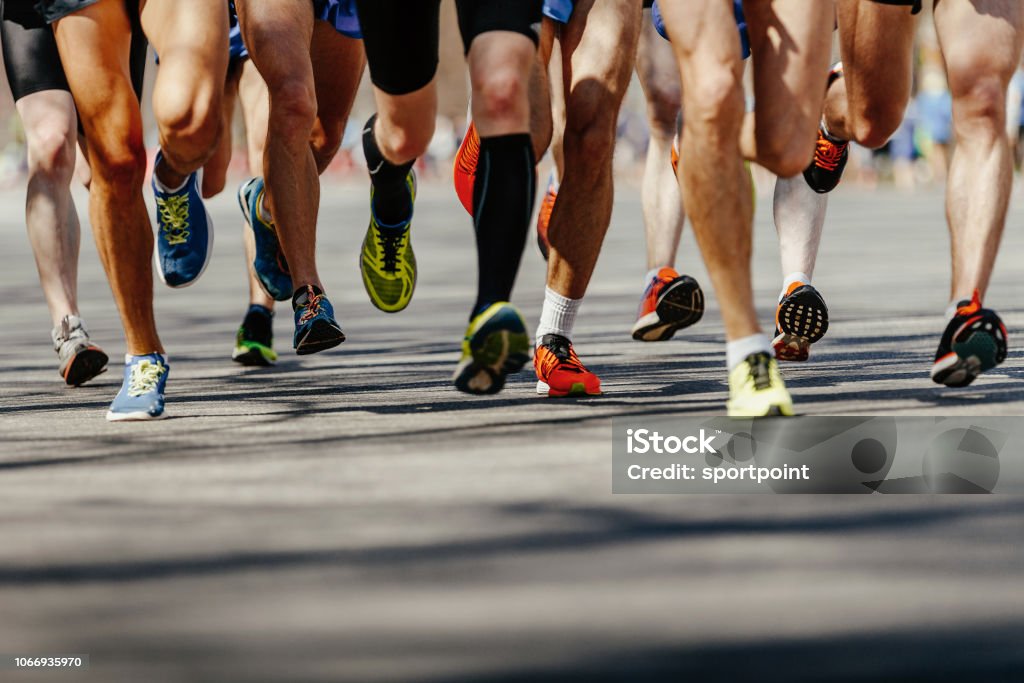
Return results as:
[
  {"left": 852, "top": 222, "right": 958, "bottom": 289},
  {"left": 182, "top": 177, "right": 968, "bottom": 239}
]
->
[
  {"left": 534, "top": 334, "right": 601, "bottom": 397},
  {"left": 536, "top": 174, "right": 558, "bottom": 261},
  {"left": 772, "top": 282, "right": 829, "bottom": 362},
  {"left": 453, "top": 120, "right": 480, "bottom": 216},
  {"left": 631, "top": 267, "right": 704, "bottom": 342},
  {"left": 931, "top": 291, "right": 1007, "bottom": 387},
  {"left": 670, "top": 132, "right": 680, "bottom": 175},
  {"left": 803, "top": 63, "right": 848, "bottom": 194}
]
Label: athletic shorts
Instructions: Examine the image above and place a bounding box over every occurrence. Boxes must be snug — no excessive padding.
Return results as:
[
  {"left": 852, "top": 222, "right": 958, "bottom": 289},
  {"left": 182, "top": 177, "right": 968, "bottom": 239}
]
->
[
  {"left": 4, "top": 0, "right": 146, "bottom": 101},
  {"left": 652, "top": 0, "right": 750, "bottom": 60},
  {"left": 542, "top": 0, "right": 653, "bottom": 24},
  {"left": 229, "top": 0, "right": 361, "bottom": 65},
  {"left": 871, "top": 0, "right": 923, "bottom": 13},
  {"left": 33, "top": 0, "right": 96, "bottom": 23},
  {"left": 355, "top": 0, "right": 542, "bottom": 96}
]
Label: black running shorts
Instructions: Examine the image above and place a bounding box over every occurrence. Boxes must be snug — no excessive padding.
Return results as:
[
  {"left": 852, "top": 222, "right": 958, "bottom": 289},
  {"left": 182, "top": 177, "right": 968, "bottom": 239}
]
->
[
  {"left": 355, "top": 0, "right": 543, "bottom": 96},
  {"left": 33, "top": 0, "right": 97, "bottom": 23},
  {"left": 2, "top": 0, "right": 146, "bottom": 103},
  {"left": 871, "top": 0, "right": 923, "bottom": 14}
]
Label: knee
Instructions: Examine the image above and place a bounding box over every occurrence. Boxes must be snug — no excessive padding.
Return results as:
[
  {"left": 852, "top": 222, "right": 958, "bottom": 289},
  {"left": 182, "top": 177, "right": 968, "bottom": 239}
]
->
[
  {"left": 948, "top": 71, "right": 1008, "bottom": 139},
  {"left": 153, "top": 82, "right": 222, "bottom": 158},
  {"left": 563, "top": 89, "right": 621, "bottom": 162},
  {"left": 473, "top": 68, "right": 529, "bottom": 128},
  {"left": 25, "top": 124, "right": 76, "bottom": 182},
  {"left": 268, "top": 80, "right": 317, "bottom": 141},
  {"left": 90, "top": 135, "right": 147, "bottom": 188},
  {"left": 646, "top": 85, "right": 681, "bottom": 138},
  {"left": 201, "top": 170, "right": 226, "bottom": 198},
  {"left": 848, "top": 103, "right": 904, "bottom": 149},
  {"left": 757, "top": 124, "right": 816, "bottom": 178},
  {"left": 377, "top": 119, "right": 433, "bottom": 165},
  {"left": 684, "top": 68, "right": 744, "bottom": 136},
  {"left": 310, "top": 122, "right": 344, "bottom": 173}
]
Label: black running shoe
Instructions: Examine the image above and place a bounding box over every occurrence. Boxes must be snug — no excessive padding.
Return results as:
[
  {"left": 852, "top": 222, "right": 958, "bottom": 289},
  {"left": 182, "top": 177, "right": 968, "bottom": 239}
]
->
[
  {"left": 773, "top": 282, "right": 829, "bottom": 362},
  {"left": 803, "top": 64, "right": 848, "bottom": 194},
  {"left": 233, "top": 304, "right": 277, "bottom": 366},
  {"left": 931, "top": 291, "right": 1007, "bottom": 387}
]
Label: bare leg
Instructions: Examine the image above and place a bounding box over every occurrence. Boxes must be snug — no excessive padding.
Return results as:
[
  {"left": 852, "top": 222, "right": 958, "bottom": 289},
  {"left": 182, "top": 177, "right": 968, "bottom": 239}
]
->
[
  {"left": 201, "top": 62, "right": 241, "bottom": 199},
  {"left": 17, "top": 91, "right": 81, "bottom": 327},
  {"left": 237, "top": 60, "right": 275, "bottom": 310},
  {"left": 635, "top": 12, "right": 684, "bottom": 270},
  {"left": 773, "top": 176, "right": 827, "bottom": 282},
  {"left": 310, "top": 22, "right": 365, "bottom": 173},
  {"left": 935, "top": 0, "right": 1024, "bottom": 302}
]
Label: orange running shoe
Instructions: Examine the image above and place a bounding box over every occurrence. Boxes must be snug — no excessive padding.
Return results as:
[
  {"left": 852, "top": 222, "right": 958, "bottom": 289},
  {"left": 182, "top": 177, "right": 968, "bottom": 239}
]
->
[
  {"left": 453, "top": 120, "right": 480, "bottom": 216},
  {"left": 534, "top": 333, "right": 602, "bottom": 397},
  {"left": 670, "top": 135, "right": 680, "bottom": 175},
  {"left": 631, "top": 267, "right": 704, "bottom": 342},
  {"left": 536, "top": 174, "right": 558, "bottom": 260}
]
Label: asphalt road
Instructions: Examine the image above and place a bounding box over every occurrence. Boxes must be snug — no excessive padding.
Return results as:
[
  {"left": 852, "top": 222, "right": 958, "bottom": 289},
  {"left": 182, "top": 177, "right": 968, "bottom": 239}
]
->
[{"left": 1, "top": 181, "right": 1023, "bottom": 682}]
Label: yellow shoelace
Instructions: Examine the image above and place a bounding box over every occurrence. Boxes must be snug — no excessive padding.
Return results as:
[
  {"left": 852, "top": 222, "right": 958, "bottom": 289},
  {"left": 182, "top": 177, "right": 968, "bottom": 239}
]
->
[
  {"left": 128, "top": 359, "right": 166, "bottom": 397},
  {"left": 156, "top": 194, "right": 191, "bottom": 246}
]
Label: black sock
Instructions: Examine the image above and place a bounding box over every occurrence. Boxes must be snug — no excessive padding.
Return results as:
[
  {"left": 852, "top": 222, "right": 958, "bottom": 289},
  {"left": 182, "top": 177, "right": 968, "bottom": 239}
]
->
[
  {"left": 471, "top": 133, "right": 536, "bottom": 318},
  {"left": 362, "top": 114, "right": 414, "bottom": 225}
]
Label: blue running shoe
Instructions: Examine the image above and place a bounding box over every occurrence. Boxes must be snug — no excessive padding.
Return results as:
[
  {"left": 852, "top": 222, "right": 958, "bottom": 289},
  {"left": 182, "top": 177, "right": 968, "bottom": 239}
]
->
[
  {"left": 106, "top": 353, "right": 169, "bottom": 422},
  {"left": 292, "top": 285, "right": 345, "bottom": 355},
  {"left": 152, "top": 151, "right": 213, "bottom": 288},
  {"left": 239, "top": 177, "right": 292, "bottom": 301}
]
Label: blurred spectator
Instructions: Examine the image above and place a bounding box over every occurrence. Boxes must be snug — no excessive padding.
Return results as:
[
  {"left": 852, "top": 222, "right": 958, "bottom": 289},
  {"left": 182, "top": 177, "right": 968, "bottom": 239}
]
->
[{"left": 915, "top": 67, "right": 953, "bottom": 183}]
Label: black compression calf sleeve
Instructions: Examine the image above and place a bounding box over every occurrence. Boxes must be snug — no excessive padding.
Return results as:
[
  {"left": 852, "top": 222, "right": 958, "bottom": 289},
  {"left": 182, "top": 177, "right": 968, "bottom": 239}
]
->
[
  {"left": 362, "top": 114, "right": 415, "bottom": 225},
  {"left": 471, "top": 133, "right": 536, "bottom": 317}
]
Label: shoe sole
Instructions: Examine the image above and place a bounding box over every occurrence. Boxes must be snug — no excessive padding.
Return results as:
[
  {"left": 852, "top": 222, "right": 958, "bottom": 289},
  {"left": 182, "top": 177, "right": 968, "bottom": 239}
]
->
[
  {"left": 453, "top": 304, "right": 530, "bottom": 395},
  {"left": 632, "top": 277, "right": 705, "bottom": 342},
  {"left": 772, "top": 332, "right": 811, "bottom": 362},
  {"left": 535, "top": 379, "right": 602, "bottom": 398},
  {"left": 295, "top": 321, "right": 346, "bottom": 356},
  {"left": 931, "top": 324, "right": 1005, "bottom": 388},
  {"left": 106, "top": 409, "right": 167, "bottom": 422},
  {"left": 726, "top": 402, "right": 795, "bottom": 418},
  {"left": 62, "top": 347, "right": 109, "bottom": 386},
  {"left": 232, "top": 345, "right": 276, "bottom": 367},
  {"left": 154, "top": 168, "right": 215, "bottom": 289},
  {"left": 777, "top": 288, "right": 829, "bottom": 344}
]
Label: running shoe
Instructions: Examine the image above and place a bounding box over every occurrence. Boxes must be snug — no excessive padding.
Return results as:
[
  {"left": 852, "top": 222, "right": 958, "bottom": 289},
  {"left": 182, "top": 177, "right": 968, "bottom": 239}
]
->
[
  {"left": 453, "top": 302, "right": 531, "bottom": 395},
  {"left": 534, "top": 334, "right": 602, "bottom": 397},
  {"left": 239, "top": 177, "right": 292, "bottom": 302},
  {"left": 232, "top": 304, "right": 277, "bottom": 367},
  {"left": 772, "top": 282, "right": 829, "bottom": 362},
  {"left": 631, "top": 267, "right": 705, "bottom": 342},
  {"left": 726, "top": 351, "right": 794, "bottom": 417},
  {"left": 802, "top": 64, "right": 848, "bottom": 194},
  {"left": 106, "top": 353, "right": 169, "bottom": 421},
  {"left": 931, "top": 291, "right": 1008, "bottom": 387},
  {"left": 536, "top": 174, "right": 558, "bottom": 261},
  {"left": 454, "top": 120, "right": 480, "bottom": 216},
  {"left": 670, "top": 135, "right": 680, "bottom": 175},
  {"left": 361, "top": 171, "right": 417, "bottom": 313},
  {"left": 292, "top": 284, "right": 345, "bottom": 355},
  {"left": 52, "top": 314, "right": 108, "bottom": 386},
  {"left": 152, "top": 150, "right": 213, "bottom": 288}
]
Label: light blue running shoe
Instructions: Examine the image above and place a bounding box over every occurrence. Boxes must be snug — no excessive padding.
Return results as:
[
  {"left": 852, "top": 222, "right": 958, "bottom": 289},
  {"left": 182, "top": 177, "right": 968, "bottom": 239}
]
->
[
  {"left": 239, "top": 177, "right": 292, "bottom": 301},
  {"left": 106, "top": 354, "right": 169, "bottom": 422},
  {"left": 152, "top": 151, "right": 213, "bottom": 288}
]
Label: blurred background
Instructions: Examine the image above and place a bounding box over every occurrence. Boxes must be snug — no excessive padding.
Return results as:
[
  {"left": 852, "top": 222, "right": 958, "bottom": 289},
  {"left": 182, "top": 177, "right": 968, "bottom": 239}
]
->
[{"left": 0, "top": 3, "right": 1020, "bottom": 195}]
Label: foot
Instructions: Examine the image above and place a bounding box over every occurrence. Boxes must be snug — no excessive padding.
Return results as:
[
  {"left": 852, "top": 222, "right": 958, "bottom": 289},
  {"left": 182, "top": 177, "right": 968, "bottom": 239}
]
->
[
  {"left": 536, "top": 174, "right": 557, "bottom": 261},
  {"left": 106, "top": 354, "right": 169, "bottom": 421},
  {"left": 726, "top": 351, "right": 794, "bottom": 417},
  {"left": 931, "top": 291, "right": 1007, "bottom": 387},
  {"left": 772, "top": 282, "right": 829, "bottom": 362},
  {"left": 361, "top": 171, "right": 417, "bottom": 313},
  {"left": 292, "top": 285, "right": 345, "bottom": 355},
  {"left": 152, "top": 151, "right": 213, "bottom": 288},
  {"left": 453, "top": 120, "right": 479, "bottom": 216},
  {"left": 239, "top": 177, "right": 292, "bottom": 301},
  {"left": 802, "top": 64, "right": 848, "bottom": 194},
  {"left": 52, "top": 315, "right": 108, "bottom": 386},
  {"left": 233, "top": 304, "right": 277, "bottom": 367},
  {"left": 534, "top": 334, "right": 602, "bottom": 397},
  {"left": 453, "top": 302, "right": 531, "bottom": 395},
  {"left": 631, "top": 267, "right": 704, "bottom": 342}
]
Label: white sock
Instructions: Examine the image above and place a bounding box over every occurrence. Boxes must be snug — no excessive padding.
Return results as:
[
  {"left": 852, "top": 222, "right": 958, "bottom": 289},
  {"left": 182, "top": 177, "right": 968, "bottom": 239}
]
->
[
  {"left": 780, "top": 272, "right": 812, "bottom": 301},
  {"left": 726, "top": 334, "right": 771, "bottom": 371},
  {"left": 126, "top": 353, "right": 168, "bottom": 364},
  {"left": 536, "top": 287, "right": 581, "bottom": 344},
  {"left": 644, "top": 268, "right": 663, "bottom": 286},
  {"left": 944, "top": 301, "right": 959, "bottom": 320}
]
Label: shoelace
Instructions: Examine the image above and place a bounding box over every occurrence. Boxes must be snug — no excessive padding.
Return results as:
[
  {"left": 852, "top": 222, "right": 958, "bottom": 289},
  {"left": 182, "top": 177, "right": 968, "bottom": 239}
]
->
[
  {"left": 156, "top": 194, "right": 191, "bottom": 245},
  {"left": 813, "top": 136, "right": 848, "bottom": 172},
  {"left": 297, "top": 289, "right": 324, "bottom": 325},
  {"left": 745, "top": 353, "right": 773, "bottom": 391},
  {"left": 128, "top": 359, "right": 166, "bottom": 397},
  {"left": 377, "top": 230, "right": 407, "bottom": 273},
  {"left": 539, "top": 338, "right": 587, "bottom": 377}
]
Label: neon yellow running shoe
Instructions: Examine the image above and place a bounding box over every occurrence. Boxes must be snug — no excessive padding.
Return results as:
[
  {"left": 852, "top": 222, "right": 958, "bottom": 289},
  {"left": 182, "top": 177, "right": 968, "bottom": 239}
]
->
[
  {"left": 453, "top": 302, "right": 531, "bottom": 395},
  {"left": 726, "top": 351, "right": 794, "bottom": 417},
  {"left": 361, "top": 171, "right": 417, "bottom": 313}
]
